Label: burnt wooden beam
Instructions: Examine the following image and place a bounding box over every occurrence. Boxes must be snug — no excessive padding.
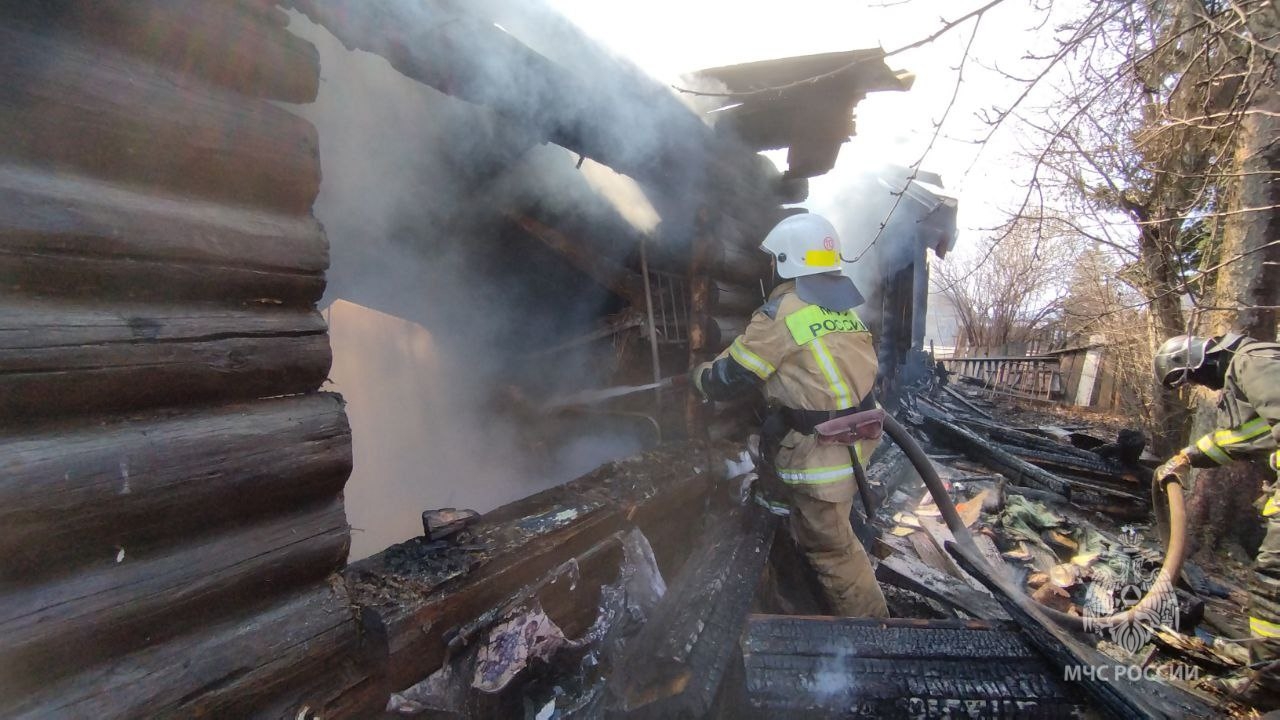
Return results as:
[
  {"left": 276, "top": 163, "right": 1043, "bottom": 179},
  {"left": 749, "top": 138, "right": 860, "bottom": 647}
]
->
[
  {"left": 940, "top": 384, "right": 993, "bottom": 418},
  {"left": 607, "top": 500, "right": 777, "bottom": 719},
  {"left": 2, "top": 26, "right": 321, "bottom": 214},
  {"left": 511, "top": 214, "right": 643, "bottom": 302},
  {"left": 923, "top": 413, "right": 1072, "bottom": 498},
  {"left": 707, "top": 314, "right": 747, "bottom": 352},
  {"left": 923, "top": 415, "right": 1148, "bottom": 516},
  {"left": 999, "top": 444, "right": 1144, "bottom": 488},
  {"left": 0, "top": 165, "right": 329, "bottom": 305},
  {"left": 0, "top": 497, "right": 350, "bottom": 698},
  {"left": 741, "top": 615, "right": 1085, "bottom": 719},
  {"left": 876, "top": 552, "right": 1010, "bottom": 621},
  {"left": 0, "top": 300, "right": 332, "bottom": 419},
  {"left": 0, "top": 393, "right": 351, "bottom": 581},
  {"left": 341, "top": 444, "right": 718, "bottom": 704}
]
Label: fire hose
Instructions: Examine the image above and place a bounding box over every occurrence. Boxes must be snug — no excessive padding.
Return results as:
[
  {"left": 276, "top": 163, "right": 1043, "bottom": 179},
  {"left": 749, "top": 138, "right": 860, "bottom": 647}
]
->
[{"left": 881, "top": 413, "right": 1187, "bottom": 633}]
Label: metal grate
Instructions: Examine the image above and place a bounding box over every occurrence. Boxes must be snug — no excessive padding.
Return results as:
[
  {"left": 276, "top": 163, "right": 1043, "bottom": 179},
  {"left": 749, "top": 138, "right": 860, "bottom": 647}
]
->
[{"left": 650, "top": 271, "right": 689, "bottom": 345}]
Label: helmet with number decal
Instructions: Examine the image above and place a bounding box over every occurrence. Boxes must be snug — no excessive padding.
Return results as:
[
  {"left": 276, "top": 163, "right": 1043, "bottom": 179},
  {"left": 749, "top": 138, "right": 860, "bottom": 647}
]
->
[
  {"left": 761, "top": 213, "right": 843, "bottom": 279},
  {"left": 760, "top": 213, "right": 865, "bottom": 310}
]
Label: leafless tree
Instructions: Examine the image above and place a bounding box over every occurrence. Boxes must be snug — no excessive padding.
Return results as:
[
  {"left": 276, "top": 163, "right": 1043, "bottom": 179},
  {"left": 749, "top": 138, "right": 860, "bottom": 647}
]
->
[
  {"left": 934, "top": 218, "right": 1081, "bottom": 351},
  {"left": 964, "top": 0, "right": 1279, "bottom": 454}
]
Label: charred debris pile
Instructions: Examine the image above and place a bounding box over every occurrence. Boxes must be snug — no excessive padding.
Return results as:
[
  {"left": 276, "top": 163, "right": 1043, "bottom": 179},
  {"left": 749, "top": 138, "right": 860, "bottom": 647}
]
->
[
  {"left": 879, "top": 382, "right": 1257, "bottom": 714},
  {"left": 343, "top": 384, "right": 1256, "bottom": 718}
]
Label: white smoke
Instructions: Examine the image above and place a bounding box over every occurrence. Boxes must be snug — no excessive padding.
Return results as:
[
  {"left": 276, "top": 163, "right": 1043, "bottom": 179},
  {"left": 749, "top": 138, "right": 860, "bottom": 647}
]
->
[{"left": 283, "top": 6, "right": 701, "bottom": 560}]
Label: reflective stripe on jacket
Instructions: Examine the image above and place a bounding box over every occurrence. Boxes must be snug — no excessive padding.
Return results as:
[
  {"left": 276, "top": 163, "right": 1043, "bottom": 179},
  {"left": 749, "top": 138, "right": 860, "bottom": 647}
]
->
[
  {"left": 712, "top": 282, "right": 878, "bottom": 502},
  {"left": 1184, "top": 341, "right": 1280, "bottom": 472}
]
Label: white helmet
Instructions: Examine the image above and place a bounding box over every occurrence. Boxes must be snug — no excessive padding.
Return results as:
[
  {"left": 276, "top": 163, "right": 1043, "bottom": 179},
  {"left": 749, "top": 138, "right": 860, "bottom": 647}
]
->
[
  {"left": 760, "top": 213, "right": 865, "bottom": 310},
  {"left": 761, "top": 213, "right": 844, "bottom": 279}
]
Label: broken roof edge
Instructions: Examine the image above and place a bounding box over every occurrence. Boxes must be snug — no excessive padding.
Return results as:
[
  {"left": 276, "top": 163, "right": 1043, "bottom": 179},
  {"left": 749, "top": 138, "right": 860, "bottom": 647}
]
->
[{"left": 692, "top": 48, "right": 911, "bottom": 95}]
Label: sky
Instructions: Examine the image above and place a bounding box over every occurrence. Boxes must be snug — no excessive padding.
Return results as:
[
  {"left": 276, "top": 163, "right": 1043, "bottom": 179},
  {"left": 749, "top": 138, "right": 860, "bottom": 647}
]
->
[{"left": 543, "top": 0, "right": 1066, "bottom": 259}]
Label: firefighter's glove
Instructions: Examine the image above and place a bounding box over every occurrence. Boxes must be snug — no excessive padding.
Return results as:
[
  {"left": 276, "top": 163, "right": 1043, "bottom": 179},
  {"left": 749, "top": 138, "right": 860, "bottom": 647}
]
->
[
  {"left": 689, "top": 362, "right": 714, "bottom": 402},
  {"left": 1155, "top": 451, "right": 1191, "bottom": 486}
]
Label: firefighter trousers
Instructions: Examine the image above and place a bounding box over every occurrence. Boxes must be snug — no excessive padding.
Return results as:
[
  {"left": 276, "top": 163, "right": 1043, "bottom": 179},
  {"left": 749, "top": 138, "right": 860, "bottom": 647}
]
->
[
  {"left": 1249, "top": 503, "right": 1280, "bottom": 699},
  {"left": 788, "top": 492, "right": 889, "bottom": 618}
]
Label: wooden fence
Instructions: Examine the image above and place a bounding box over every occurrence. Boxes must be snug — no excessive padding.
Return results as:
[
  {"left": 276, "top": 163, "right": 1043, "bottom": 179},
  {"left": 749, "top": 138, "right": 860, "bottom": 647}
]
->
[{"left": 942, "top": 341, "right": 1138, "bottom": 412}]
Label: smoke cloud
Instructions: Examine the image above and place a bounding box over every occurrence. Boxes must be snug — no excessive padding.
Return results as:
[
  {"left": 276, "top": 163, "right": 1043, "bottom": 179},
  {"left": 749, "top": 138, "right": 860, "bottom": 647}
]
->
[{"left": 283, "top": 4, "right": 712, "bottom": 560}]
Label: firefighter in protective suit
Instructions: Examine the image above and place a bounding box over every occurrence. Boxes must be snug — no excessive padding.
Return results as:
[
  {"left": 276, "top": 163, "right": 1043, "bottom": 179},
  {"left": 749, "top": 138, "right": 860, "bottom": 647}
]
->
[
  {"left": 1154, "top": 333, "right": 1280, "bottom": 705},
  {"left": 689, "top": 214, "right": 889, "bottom": 617}
]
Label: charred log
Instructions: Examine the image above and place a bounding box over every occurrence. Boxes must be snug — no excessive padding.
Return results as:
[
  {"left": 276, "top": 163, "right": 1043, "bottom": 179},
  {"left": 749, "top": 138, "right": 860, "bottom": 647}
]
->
[
  {"left": 343, "top": 444, "right": 718, "bottom": 702},
  {"left": 709, "top": 280, "right": 763, "bottom": 315},
  {"left": 740, "top": 615, "right": 1083, "bottom": 719},
  {"left": 0, "top": 394, "right": 351, "bottom": 580},
  {"left": 0, "top": 497, "right": 349, "bottom": 698},
  {"left": 3, "top": 0, "right": 320, "bottom": 102},
  {"left": 4, "top": 582, "right": 361, "bottom": 720},
  {"left": 0, "top": 300, "right": 332, "bottom": 419},
  {"left": 607, "top": 500, "right": 777, "bottom": 719},
  {"left": 1, "top": 26, "right": 321, "bottom": 213},
  {"left": 707, "top": 314, "right": 748, "bottom": 352},
  {"left": 0, "top": 166, "right": 328, "bottom": 305},
  {"left": 712, "top": 241, "right": 771, "bottom": 286}
]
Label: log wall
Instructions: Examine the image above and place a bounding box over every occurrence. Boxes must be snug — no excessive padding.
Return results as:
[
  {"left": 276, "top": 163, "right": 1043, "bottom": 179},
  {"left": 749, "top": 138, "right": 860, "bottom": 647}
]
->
[{"left": 0, "top": 4, "right": 361, "bottom": 717}]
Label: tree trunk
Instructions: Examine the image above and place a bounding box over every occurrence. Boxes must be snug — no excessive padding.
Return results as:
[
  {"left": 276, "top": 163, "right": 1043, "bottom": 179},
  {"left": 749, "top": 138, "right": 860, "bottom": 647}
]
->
[
  {"left": 1185, "top": 41, "right": 1280, "bottom": 555},
  {"left": 1134, "top": 219, "right": 1189, "bottom": 457}
]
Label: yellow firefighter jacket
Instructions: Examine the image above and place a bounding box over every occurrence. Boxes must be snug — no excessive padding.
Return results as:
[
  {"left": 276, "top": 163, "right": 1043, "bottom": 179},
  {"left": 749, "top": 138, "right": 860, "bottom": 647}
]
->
[
  {"left": 712, "top": 281, "right": 878, "bottom": 503},
  {"left": 1184, "top": 340, "right": 1280, "bottom": 512}
]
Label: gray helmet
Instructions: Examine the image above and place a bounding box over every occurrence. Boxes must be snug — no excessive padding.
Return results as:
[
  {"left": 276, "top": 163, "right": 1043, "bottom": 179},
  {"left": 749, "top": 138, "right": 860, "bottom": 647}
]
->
[
  {"left": 1154, "top": 335, "right": 1209, "bottom": 388},
  {"left": 1154, "top": 333, "right": 1246, "bottom": 387}
]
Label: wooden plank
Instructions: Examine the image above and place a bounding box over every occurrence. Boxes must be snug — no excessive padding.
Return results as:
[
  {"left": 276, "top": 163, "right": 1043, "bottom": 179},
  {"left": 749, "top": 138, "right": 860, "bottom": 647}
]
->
[
  {"left": 876, "top": 553, "right": 1011, "bottom": 621},
  {"left": 0, "top": 497, "right": 350, "bottom": 697},
  {"left": 344, "top": 446, "right": 717, "bottom": 696},
  {"left": 0, "top": 393, "right": 351, "bottom": 580},
  {"left": 942, "top": 383, "right": 993, "bottom": 418},
  {"left": 608, "top": 501, "right": 777, "bottom": 719},
  {"left": 1, "top": 26, "right": 321, "bottom": 213},
  {"left": 0, "top": 300, "right": 331, "bottom": 418},
  {"left": 0, "top": 164, "right": 328, "bottom": 303},
  {"left": 907, "top": 527, "right": 962, "bottom": 579},
  {"left": 4, "top": 582, "right": 366, "bottom": 720},
  {"left": 4, "top": 0, "right": 320, "bottom": 103}
]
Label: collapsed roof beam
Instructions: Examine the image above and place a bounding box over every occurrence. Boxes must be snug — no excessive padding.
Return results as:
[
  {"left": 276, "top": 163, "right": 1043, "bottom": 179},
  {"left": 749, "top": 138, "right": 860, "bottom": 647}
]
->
[
  {"left": 509, "top": 214, "right": 642, "bottom": 303},
  {"left": 285, "top": 0, "right": 783, "bottom": 238}
]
